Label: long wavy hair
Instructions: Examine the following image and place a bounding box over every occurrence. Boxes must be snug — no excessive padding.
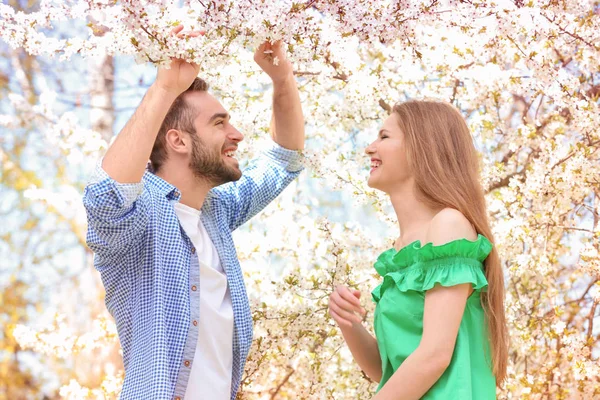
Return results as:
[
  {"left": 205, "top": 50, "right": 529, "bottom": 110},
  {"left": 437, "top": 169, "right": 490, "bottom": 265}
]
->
[{"left": 393, "top": 100, "right": 508, "bottom": 384}]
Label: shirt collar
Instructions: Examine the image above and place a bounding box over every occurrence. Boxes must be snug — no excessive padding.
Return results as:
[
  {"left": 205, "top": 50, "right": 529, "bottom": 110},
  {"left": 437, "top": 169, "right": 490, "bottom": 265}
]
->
[
  {"left": 144, "top": 171, "right": 181, "bottom": 201},
  {"left": 143, "top": 170, "right": 217, "bottom": 206}
]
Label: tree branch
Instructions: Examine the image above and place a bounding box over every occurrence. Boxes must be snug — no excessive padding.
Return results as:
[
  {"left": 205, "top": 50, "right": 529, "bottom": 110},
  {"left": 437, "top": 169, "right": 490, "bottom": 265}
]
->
[
  {"left": 378, "top": 99, "right": 392, "bottom": 114},
  {"left": 542, "top": 13, "right": 599, "bottom": 50},
  {"left": 486, "top": 170, "right": 525, "bottom": 193}
]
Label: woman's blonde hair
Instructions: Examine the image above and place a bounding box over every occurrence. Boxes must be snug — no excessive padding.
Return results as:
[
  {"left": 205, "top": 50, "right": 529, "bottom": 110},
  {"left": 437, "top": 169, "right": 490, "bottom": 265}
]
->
[{"left": 393, "top": 100, "right": 508, "bottom": 384}]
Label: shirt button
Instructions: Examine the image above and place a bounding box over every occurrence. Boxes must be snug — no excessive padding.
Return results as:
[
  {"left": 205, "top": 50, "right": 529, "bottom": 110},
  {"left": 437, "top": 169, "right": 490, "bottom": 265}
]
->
[
  {"left": 191, "top": 285, "right": 197, "bottom": 291},
  {"left": 191, "top": 247, "right": 196, "bottom": 254},
  {"left": 184, "top": 360, "right": 190, "bottom": 367},
  {"left": 193, "top": 320, "right": 198, "bottom": 326}
]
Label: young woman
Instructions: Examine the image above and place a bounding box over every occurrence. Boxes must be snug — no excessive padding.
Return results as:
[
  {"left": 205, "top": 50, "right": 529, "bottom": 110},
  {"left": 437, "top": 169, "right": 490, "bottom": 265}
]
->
[{"left": 328, "top": 101, "right": 508, "bottom": 399}]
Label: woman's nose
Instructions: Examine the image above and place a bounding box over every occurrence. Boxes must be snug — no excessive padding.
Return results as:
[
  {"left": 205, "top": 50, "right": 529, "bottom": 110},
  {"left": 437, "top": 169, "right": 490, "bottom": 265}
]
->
[{"left": 365, "top": 142, "right": 375, "bottom": 155}]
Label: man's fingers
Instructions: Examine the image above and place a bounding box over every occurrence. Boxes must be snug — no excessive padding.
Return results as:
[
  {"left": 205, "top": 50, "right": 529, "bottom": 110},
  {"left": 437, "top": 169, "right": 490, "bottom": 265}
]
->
[
  {"left": 178, "top": 30, "right": 205, "bottom": 38},
  {"left": 260, "top": 41, "right": 273, "bottom": 55},
  {"left": 171, "top": 25, "right": 184, "bottom": 36},
  {"left": 271, "top": 40, "right": 282, "bottom": 51}
]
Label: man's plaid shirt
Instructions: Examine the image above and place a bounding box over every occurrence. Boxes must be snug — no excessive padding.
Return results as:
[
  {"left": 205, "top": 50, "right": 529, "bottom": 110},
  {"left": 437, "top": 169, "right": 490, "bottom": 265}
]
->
[{"left": 83, "top": 143, "right": 303, "bottom": 399}]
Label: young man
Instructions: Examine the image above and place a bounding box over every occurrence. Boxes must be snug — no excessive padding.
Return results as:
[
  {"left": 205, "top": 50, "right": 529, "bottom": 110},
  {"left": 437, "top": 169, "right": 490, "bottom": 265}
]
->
[{"left": 83, "top": 27, "right": 304, "bottom": 400}]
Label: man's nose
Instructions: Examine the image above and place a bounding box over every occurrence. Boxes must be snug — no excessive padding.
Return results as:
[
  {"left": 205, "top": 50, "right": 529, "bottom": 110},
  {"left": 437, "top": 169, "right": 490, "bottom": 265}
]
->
[{"left": 229, "top": 126, "right": 244, "bottom": 142}]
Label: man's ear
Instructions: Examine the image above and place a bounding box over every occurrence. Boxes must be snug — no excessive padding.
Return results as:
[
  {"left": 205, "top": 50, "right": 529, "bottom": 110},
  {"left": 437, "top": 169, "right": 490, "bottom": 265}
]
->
[{"left": 165, "top": 129, "right": 190, "bottom": 154}]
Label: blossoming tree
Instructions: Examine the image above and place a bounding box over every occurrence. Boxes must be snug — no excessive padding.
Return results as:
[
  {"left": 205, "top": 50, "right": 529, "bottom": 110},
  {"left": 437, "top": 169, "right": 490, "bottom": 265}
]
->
[{"left": 1, "top": 0, "right": 599, "bottom": 398}]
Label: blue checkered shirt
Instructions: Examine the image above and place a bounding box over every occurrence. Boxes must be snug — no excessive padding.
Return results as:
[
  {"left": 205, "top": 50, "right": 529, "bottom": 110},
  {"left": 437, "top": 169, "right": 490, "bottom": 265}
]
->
[{"left": 83, "top": 143, "right": 303, "bottom": 400}]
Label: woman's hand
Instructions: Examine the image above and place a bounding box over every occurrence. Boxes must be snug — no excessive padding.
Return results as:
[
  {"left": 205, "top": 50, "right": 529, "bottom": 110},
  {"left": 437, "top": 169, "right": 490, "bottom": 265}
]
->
[{"left": 329, "top": 285, "right": 366, "bottom": 329}]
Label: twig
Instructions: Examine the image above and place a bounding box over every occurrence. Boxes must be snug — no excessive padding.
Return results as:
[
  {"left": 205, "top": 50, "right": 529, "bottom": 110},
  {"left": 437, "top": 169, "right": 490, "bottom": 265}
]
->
[
  {"left": 544, "top": 279, "right": 599, "bottom": 318},
  {"left": 293, "top": 71, "right": 321, "bottom": 77},
  {"left": 587, "top": 301, "right": 598, "bottom": 342},
  {"left": 378, "top": 99, "right": 392, "bottom": 114},
  {"left": 542, "top": 13, "right": 598, "bottom": 50},
  {"left": 486, "top": 170, "right": 524, "bottom": 193},
  {"left": 269, "top": 368, "right": 295, "bottom": 399},
  {"left": 550, "top": 139, "right": 600, "bottom": 170}
]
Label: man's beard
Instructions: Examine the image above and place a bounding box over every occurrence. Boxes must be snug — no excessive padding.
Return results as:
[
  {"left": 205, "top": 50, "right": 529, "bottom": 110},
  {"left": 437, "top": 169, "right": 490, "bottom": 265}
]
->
[{"left": 189, "top": 134, "right": 241, "bottom": 186}]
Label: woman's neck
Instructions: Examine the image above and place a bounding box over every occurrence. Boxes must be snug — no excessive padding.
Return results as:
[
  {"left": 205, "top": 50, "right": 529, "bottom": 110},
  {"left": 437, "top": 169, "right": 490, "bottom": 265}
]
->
[{"left": 388, "top": 183, "right": 440, "bottom": 250}]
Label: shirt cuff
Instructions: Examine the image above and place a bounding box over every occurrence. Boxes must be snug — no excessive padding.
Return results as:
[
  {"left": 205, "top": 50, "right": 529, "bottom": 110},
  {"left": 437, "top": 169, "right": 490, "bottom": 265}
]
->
[
  {"left": 88, "top": 159, "right": 145, "bottom": 208},
  {"left": 263, "top": 142, "right": 305, "bottom": 173}
]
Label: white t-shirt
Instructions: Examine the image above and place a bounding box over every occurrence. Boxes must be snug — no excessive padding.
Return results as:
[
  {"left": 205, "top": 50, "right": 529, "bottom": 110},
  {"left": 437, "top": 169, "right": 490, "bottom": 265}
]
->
[{"left": 173, "top": 202, "right": 234, "bottom": 400}]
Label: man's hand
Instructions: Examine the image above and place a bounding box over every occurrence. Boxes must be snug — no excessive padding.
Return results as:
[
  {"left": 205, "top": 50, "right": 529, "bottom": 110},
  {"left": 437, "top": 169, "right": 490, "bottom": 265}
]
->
[
  {"left": 101, "top": 26, "right": 204, "bottom": 184},
  {"left": 254, "top": 41, "right": 294, "bottom": 84},
  {"left": 155, "top": 25, "right": 203, "bottom": 95}
]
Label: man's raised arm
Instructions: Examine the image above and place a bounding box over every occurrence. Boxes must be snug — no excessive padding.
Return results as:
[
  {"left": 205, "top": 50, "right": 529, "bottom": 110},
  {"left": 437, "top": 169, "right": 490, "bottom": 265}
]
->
[
  {"left": 102, "top": 26, "right": 202, "bottom": 183},
  {"left": 255, "top": 41, "right": 305, "bottom": 151}
]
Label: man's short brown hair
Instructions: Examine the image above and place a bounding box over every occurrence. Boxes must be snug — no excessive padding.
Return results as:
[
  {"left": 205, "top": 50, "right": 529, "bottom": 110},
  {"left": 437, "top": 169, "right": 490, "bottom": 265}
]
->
[{"left": 149, "top": 78, "right": 209, "bottom": 172}]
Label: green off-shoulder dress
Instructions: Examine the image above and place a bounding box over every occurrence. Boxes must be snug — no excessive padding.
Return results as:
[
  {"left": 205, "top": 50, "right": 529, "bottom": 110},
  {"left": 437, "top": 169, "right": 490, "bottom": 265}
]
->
[{"left": 371, "top": 234, "right": 496, "bottom": 399}]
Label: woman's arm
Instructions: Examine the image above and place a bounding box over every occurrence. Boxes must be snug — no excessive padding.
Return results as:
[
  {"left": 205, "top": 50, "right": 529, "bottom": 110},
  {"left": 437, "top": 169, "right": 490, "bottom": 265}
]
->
[
  {"left": 329, "top": 286, "right": 382, "bottom": 382},
  {"left": 371, "top": 283, "right": 471, "bottom": 400},
  {"left": 339, "top": 321, "right": 382, "bottom": 382}
]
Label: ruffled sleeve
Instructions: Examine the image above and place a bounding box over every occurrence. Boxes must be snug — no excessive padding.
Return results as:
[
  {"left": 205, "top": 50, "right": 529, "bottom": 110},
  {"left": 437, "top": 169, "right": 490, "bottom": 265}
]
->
[{"left": 372, "top": 234, "right": 492, "bottom": 303}]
